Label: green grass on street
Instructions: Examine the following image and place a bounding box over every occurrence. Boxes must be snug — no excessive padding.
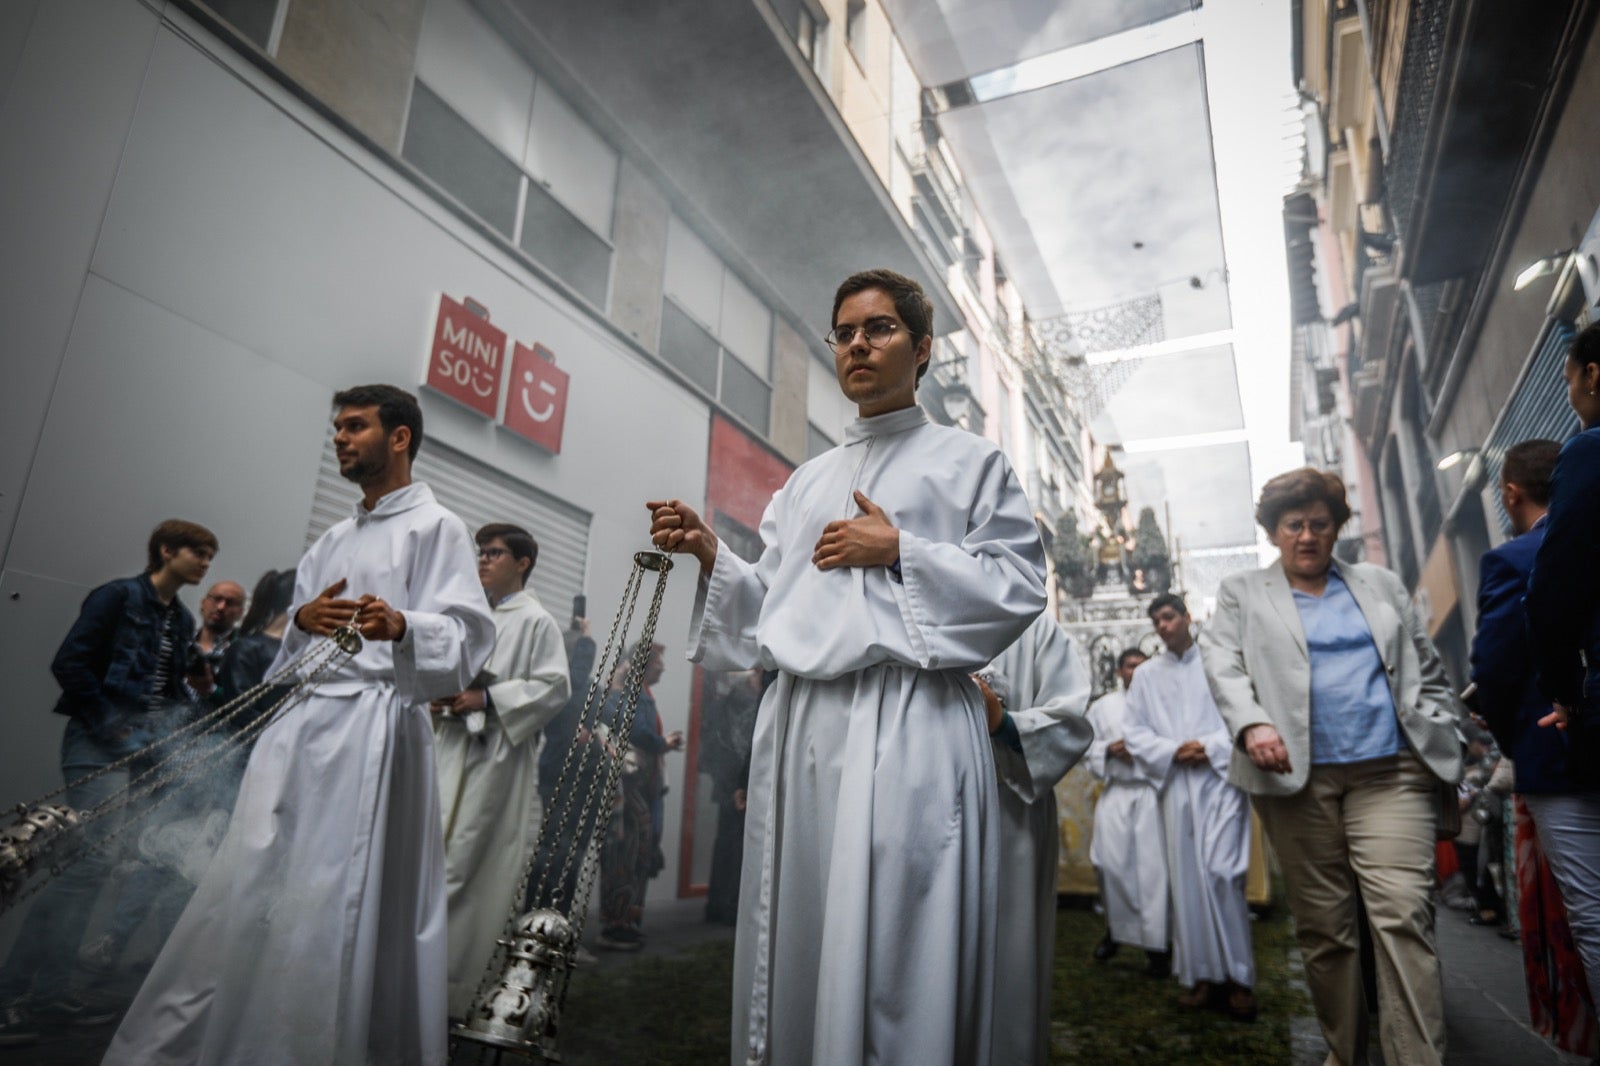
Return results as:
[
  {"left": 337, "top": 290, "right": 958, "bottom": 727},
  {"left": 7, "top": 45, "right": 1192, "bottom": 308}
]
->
[{"left": 545, "top": 897, "right": 1307, "bottom": 1065}]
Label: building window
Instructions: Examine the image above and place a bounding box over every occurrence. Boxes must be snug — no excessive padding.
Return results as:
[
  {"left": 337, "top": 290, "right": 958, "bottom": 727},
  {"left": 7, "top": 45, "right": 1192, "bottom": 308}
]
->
[
  {"left": 203, "top": 0, "right": 282, "bottom": 50},
  {"left": 795, "top": 5, "right": 828, "bottom": 75},
  {"left": 402, "top": 82, "right": 522, "bottom": 238},
  {"left": 845, "top": 0, "right": 867, "bottom": 65},
  {"left": 407, "top": 0, "right": 619, "bottom": 310},
  {"left": 807, "top": 423, "right": 835, "bottom": 459},
  {"left": 662, "top": 215, "right": 775, "bottom": 435},
  {"left": 720, "top": 355, "right": 773, "bottom": 434},
  {"left": 519, "top": 178, "right": 612, "bottom": 308},
  {"left": 659, "top": 300, "right": 721, "bottom": 397}
]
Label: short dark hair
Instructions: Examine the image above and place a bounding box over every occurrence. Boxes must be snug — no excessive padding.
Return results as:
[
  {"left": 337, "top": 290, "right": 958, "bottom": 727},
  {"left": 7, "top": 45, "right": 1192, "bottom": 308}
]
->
[
  {"left": 1570, "top": 321, "right": 1600, "bottom": 374},
  {"left": 1147, "top": 592, "right": 1187, "bottom": 620},
  {"left": 146, "top": 519, "right": 218, "bottom": 573},
  {"left": 832, "top": 269, "right": 935, "bottom": 385},
  {"left": 1116, "top": 647, "right": 1148, "bottom": 670},
  {"left": 332, "top": 384, "right": 423, "bottom": 459},
  {"left": 239, "top": 567, "right": 298, "bottom": 636},
  {"left": 1500, "top": 439, "right": 1561, "bottom": 506},
  {"left": 1255, "top": 466, "right": 1353, "bottom": 534},
  {"left": 477, "top": 522, "right": 538, "bottom": 587}
]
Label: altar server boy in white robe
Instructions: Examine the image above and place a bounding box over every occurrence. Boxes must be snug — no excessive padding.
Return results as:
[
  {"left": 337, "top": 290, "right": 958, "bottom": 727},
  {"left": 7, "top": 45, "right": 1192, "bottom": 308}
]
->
[
  {"left": 975, "top": 613, "right": 1094, "bottom": 1066},
  {"left": 1085, "top": 647, "right": 1171, "bottom": 975},
  {"left": 648, "top": 269, "right": 1046, "bottom": 1066},
  {"left": 107, "top": 385, "right": 495, "bottom": 1066},
  {"left": 1123, "top": 592, "right": 1257, "bottom": 1022},
  {"left": 431, "top": 522, "right": 570, "bottom": 1018}
]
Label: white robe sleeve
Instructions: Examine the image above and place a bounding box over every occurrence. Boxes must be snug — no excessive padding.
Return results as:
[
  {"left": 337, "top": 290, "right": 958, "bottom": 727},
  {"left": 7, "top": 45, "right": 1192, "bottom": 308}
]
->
[
  {"left": 1084, "top": 700, "right": 1114, "bottom": 781},
  {"left": 890, "top": 451, "right": 1046, "bottom": 670},
  {"left": 1122, "top": 670, "right": 1178, "bottom": 786},
  {"left": 1202, "top": 725, "right": 1235, "bottom": 777},
  {"left": 992, "top": 620, "right": 1093, "bottom": 804},
  {"left": 487, "top": 610, "right": 572, "bottom": 749},
  {"left": 393, "top": 517, "right": 496, "bottom": 704},
  {"left": 689, "top": 492, "right": 785, "bottom": 671}
]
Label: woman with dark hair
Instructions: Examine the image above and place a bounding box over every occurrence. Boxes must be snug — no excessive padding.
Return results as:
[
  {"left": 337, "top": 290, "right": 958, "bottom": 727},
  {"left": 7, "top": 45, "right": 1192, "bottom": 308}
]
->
[
  {"left": 1525, "top": 322, "right": 1600, "bottom": 999},
  {"left": 216, "top": 568, "right": 298, "bottom": 707},
  {"left": 1200, "top": 466, "right": 1462, "bottom": 1066}
]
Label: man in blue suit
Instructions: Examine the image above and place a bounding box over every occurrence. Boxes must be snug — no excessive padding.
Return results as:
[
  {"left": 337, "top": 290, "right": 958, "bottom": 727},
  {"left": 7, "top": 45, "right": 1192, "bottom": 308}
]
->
[
  {"left": 1472, "top": 439, "right": 1585, "bottom": 792},
  {"left": 1471, "top": 438, "right": 1600, "bottom": 996}
]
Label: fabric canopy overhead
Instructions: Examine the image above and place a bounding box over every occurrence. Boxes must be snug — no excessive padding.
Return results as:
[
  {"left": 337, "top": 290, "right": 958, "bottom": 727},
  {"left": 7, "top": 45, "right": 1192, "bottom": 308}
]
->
[
  {"left": 1119, "top": 441, "right": 1257, "bottom": 551},
  {"left": 883, "top": 0, "right": 1201, "bottom": 86},
  {"left": 938, "top": 43, "right": 1230, "bottom": 328},
  {"left": 1090, "top": 344, "right": 1244, "bottom": 444},
  {"left": 880, "top": 0, "right": 1254, "bottom": 571}
]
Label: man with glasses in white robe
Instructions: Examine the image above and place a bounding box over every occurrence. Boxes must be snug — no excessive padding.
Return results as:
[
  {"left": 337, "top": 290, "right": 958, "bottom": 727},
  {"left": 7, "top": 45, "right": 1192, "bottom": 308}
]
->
[{"left": 648, "top": 269, "right": 1045, "bottom": 1065}]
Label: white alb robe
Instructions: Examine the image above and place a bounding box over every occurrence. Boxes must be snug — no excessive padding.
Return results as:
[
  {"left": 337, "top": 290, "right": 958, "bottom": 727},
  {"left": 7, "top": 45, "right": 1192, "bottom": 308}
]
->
[
  {"left": 435, "top": 588, "right": 570, "bottom": 1017},
  {"left": 984, "top": 614, "right": 1093, "bottom": 1066},
  {"left": 1122, "top": 644, "right": 1254, "bottom": 989},
  {"left": 1085, "top": 688, "right": 1169, "bottom": 952},
  {"left": 106, "top": 482, "right": 495, "bottom": 1066},
  {"left": 688, "top": 404, "right": 1046, "bottom": 1066}
]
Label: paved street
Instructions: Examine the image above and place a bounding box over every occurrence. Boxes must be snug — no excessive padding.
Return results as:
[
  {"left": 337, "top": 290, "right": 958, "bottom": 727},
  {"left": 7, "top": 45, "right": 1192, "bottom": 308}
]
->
[{"left": 2, "top": 891, "right": 1595, "bottom": 1063}]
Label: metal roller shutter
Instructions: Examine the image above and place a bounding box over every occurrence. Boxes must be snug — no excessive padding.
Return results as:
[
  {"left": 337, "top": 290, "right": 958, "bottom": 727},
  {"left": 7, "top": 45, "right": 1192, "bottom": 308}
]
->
[
  {"left": 1484, "top": 320, "right": 1581, "bottom": 531},
  {"left": 305, "top": 438, "right": 591, "bottom": 615}
]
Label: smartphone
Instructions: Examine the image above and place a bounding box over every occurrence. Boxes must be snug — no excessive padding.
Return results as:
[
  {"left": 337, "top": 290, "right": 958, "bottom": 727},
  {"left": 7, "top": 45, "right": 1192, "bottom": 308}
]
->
[{"left": 572, "top": 594, "right": 586, "bottom": 625}]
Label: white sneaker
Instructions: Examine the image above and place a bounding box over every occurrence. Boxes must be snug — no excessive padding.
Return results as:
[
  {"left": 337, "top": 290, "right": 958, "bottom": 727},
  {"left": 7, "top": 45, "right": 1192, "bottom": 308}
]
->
[{"left": 573, "top": 945, "right": 599, "bottom": 966}]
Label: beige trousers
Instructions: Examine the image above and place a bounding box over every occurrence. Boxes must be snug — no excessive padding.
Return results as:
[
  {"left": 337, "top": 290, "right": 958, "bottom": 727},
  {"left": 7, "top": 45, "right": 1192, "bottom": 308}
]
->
[{"left": 1255, "top": 752, "right": 1446, "bottom": 1066}]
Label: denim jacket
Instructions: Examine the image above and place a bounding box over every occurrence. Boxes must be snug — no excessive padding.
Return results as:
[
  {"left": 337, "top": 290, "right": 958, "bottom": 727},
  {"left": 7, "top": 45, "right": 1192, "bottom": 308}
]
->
[{"left": 50, "top": 573, "right": 196, "bottom": 738}]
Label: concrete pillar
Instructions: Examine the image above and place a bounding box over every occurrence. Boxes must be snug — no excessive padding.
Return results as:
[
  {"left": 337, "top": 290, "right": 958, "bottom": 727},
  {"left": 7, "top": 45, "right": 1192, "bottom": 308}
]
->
[
  {"left": 769, "top": 317, "right": 810, "bottom": 464},
  {"left": 607, "top": 158, "right": 668, "bottom": 351},
  {"left": 274, "top": 0, "right": 425, "bottom": 152}
]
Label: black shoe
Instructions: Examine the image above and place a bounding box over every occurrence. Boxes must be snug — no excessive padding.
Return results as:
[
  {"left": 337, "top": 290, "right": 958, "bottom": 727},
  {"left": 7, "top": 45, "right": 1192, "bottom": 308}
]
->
[
  {"left": 597, "top": 926, "right": 644, "bottom": 952},
  {"left": 1092, "top": 933, "right": 1119, "bottom": 962},
  {"left": 0, "top": 1002, "right": 39, "bottom": 1048},
  {"left": 35, "top": 993, "right": 121, "bottom": 1028},
  {"left": 1144, "top": 950, "right": 1172, "bottom": 978}
]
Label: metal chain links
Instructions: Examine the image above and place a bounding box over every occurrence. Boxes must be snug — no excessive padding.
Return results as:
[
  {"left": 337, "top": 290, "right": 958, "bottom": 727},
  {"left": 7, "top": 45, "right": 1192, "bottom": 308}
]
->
[
  {"left": 463, "top": 551, "right": 673, "bottom": 1020},
  {"left": 0, "top": 626, "right": 361, "bottom": 915}
]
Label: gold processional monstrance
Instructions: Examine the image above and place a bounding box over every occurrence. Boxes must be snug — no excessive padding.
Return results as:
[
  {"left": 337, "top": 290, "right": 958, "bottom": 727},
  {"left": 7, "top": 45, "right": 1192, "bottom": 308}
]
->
[{"left": 0, "top": 548, "right": 674, "bottom": 1066}]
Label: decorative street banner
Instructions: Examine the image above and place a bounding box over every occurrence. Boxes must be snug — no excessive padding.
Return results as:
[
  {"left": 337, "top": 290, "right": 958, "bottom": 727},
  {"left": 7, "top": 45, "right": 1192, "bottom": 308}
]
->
[
  {"left": 425, "top": 295, "right": 506, "bottom": 417},
  {"left": 502, "top": 341, "right": 570, "bottom": 454}
]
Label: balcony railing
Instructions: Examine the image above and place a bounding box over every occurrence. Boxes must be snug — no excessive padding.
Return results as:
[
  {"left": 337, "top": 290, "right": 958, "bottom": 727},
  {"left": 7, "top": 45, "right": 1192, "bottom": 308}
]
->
[{"left": 1384, "top": 0, "right": 1449, "bottom": 245}]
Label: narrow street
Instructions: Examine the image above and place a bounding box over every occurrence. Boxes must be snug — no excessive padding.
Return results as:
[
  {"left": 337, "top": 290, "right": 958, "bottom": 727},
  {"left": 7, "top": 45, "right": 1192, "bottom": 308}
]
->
[{"left": 2, "top": 888, "right": 1591, "bottom": 1063}]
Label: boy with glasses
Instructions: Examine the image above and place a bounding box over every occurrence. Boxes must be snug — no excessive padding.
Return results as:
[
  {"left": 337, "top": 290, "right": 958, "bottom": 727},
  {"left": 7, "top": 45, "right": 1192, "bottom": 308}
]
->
[{"left": 648, "top": 269, "right": 1046, "bottom": 1065}]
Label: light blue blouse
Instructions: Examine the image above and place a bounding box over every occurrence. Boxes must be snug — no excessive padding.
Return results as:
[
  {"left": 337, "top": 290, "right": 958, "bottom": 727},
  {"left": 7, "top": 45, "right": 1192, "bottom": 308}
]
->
[{"left": 1293, "top": 567, "right": 1401, "bottom": 765}]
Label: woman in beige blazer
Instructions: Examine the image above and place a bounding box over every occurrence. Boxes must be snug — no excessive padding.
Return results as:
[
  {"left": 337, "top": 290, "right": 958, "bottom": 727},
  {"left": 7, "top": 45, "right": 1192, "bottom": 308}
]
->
[{"left": 1200, "top": 468, "right": 1463, "bottom": 1066}]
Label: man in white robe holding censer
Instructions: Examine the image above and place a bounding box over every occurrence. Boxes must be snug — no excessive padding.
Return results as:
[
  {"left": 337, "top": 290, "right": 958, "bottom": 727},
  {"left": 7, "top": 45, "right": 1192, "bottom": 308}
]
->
[{"left": 648, "top": 269, "right": 1046, "bottom": 1066}]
